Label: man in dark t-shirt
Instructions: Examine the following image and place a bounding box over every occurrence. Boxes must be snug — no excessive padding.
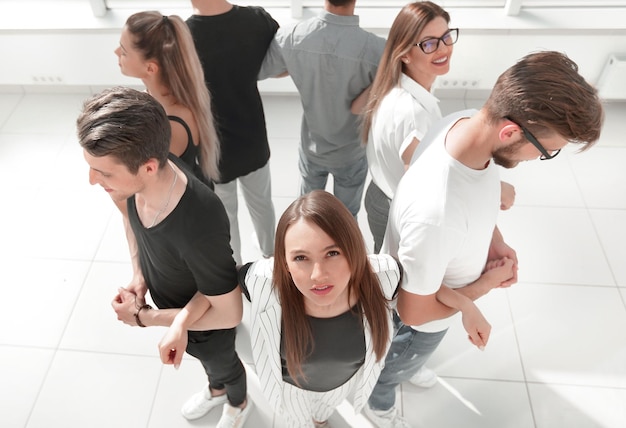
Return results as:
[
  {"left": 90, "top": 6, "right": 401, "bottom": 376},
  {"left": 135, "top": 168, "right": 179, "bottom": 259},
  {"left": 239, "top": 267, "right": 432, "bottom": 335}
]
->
[
  {"left": 186, "top": 0, "right": 279, "bottom": 264},
  {"left": 77, "top": 86, "right": 253, "bottom": 428}
]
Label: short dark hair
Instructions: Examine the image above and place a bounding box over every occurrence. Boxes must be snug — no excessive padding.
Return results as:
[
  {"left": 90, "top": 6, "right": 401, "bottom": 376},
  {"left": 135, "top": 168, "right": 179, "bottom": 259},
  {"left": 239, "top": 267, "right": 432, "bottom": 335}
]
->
[
  {"left": 484, "top": 51, "right": 604, "bottom": 150},
  {"left": 76, "top": 86, "right": 171, "bottom": 173},
  {"left": 327, "top": 0, "right": 355, "bottom": 7}
]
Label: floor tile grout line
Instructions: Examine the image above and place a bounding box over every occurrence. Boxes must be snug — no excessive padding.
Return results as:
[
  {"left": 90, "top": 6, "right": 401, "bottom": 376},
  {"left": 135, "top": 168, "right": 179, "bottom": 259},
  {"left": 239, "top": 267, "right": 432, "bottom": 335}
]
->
[{"left": 505, "top": 288, "right": 538, "bottom": 428}]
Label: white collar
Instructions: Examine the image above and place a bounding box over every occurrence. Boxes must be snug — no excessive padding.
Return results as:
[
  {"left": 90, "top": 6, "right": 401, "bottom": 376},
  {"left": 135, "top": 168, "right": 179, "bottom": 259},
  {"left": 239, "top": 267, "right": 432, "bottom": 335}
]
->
[{"left": 399, "top": 73, "right": 440, "bottom": 115}]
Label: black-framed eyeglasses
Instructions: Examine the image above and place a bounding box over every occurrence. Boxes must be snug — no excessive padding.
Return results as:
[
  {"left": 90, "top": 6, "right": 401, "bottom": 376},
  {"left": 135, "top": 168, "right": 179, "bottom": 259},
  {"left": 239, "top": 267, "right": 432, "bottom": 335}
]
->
[
  {"left": 414, "top": 28, "right": 459, "bottom": 54},
  {"left": 505, "top": 116, "right": 561, "bottom": 160}
]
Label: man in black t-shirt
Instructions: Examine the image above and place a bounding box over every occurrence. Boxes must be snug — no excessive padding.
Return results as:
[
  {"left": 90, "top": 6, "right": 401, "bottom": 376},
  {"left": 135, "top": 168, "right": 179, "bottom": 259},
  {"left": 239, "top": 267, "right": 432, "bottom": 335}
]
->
[
  {"left": 77, "top": 86, "right": 252, "bottom": 428},
  {"left": 186, "top": 0, "right": 279, "bottom": 265}
]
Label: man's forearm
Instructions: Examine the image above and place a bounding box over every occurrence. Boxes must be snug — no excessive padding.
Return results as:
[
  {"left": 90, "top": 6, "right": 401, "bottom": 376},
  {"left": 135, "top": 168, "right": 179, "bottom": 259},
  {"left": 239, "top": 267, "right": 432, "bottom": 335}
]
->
[
  {"left": 135, "top": 292, "right": 208, "bottom": 329},
  {"left": 397, "top": 288, "right": 457, "bottom": 326},
  {"left": 170, "top": 291, "right": 212, "bottom": 330},
  {"left": 137, "top": 290, "right": 242, "bottom": 331},
  {"left": 452, "top": 276, "right": 493, "bottom": 302},
  {"left": 399, "top": 281, "right": 491, "bottom": 327},
  {"left": 436, "top": 285, "right": 473, "bottom": 313}
]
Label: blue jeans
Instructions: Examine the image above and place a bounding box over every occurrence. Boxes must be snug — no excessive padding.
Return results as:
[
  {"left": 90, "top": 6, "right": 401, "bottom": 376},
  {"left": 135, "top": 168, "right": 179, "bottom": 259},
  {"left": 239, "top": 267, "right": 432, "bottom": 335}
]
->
[
  {"left": 298, "top": 150, "right": 368, "bottom": 217},
  {"left": 368, "top": 312, "right": 448, "bottom": 411}
]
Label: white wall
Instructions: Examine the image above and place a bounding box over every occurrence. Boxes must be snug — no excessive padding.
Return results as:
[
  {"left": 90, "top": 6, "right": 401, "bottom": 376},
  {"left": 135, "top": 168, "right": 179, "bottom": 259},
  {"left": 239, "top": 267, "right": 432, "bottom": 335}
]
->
[{"left": 1, "top": 2, "right": 625, "bottom": 99}]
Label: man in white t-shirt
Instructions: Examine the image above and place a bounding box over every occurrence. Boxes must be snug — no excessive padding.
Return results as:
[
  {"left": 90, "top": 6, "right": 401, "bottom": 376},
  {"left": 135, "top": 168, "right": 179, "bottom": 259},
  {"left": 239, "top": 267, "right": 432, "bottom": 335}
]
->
[{"left": 365, "top": 51, "right": 604, "bottom": 427}]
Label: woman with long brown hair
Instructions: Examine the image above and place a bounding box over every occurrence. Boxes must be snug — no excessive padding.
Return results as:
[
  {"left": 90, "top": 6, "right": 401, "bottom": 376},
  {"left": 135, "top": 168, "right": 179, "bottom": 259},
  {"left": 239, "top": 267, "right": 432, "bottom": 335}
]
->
[
  {"left": 360, "top": 1, "right": 457, "bottom": 255},
  {"left": 158, "top": 190, "right": 489, "bottom": 427},
  {"left": 240, "top": 190, "right": 399, "bottom": 427}
]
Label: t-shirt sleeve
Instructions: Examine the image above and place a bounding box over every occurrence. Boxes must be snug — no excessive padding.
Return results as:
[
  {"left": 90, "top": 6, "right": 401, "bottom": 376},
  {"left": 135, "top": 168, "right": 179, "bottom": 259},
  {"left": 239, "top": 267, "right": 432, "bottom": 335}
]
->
[
  {"left": 183, "top": 189, "right": 238, "bottom": 297},
  {"left": 238, "top": 262, "right": 253, "bottom": 302},
  {"left": 187, "top": 233, "right": 238, "bottom": 297},
  {"left": 256, "top": 6, "right": 279, "bottom": 35},
  {"left": 258, "top": 30, "right": 288, "bottom": 80},
  {"left": 398, "top": 221, "right": 450, "bottom": 296},
  {"left": 398, "top": 97, "right": 431, "bottom": 157}
]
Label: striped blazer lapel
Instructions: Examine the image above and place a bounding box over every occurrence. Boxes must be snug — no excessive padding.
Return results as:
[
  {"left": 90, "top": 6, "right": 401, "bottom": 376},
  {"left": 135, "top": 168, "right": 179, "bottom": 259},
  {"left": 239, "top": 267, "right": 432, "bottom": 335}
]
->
[
  {"left": 246, "top": 259, "right": 285, "bottom": 413},
  {"left": 353, "top": 315, "right": 383, "bottom": 412},
  {"left": 353, "top": 254, "right": 401, "bottom": 412},
  {"left": 256, "top": 303, "right": 284, "bottom": 412}
]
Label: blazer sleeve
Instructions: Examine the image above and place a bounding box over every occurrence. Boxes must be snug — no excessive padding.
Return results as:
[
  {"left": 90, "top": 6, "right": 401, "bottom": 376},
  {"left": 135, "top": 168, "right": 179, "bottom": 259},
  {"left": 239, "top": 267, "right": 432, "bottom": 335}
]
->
[{"left": 368, "top": 253, "right": 402, "bottom": 300}]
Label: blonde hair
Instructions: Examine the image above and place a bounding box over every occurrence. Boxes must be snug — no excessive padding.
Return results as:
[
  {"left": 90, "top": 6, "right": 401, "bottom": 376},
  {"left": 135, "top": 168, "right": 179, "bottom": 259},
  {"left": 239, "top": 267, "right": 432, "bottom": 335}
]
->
[{"left": 125, "top": 11, "right": 220, "bottom": 181}]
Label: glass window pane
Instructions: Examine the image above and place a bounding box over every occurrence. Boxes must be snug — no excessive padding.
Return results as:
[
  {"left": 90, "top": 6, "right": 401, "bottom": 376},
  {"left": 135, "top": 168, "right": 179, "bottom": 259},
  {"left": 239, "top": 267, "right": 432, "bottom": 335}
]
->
[
  {"left": 105, "top": 0, "right": 291, "bottom": 8},
  {"left": 523, "top": 0, "right": 626, "bottom": 5},
  {"left": 102, "top": 0, "right": 626, "bottom": 9},
  {"left": 337, "top": 0, "right": 506, "bottom": 6}
]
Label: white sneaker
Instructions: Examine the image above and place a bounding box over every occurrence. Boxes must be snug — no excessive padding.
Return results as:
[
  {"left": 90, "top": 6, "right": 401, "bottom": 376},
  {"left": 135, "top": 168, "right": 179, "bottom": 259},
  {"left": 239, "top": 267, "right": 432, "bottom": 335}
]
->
[
  {"left": 408, "top": 366, "right": 438, "bottom": 388},
  {"left": 217, "top": 397, "right": 254, "bottom": 428},
  {"left": 181, "top": 386, "right": 228, "bottom": 420},
  {"left": 363, "top": 405, "right": 410, "bottom": 428}
]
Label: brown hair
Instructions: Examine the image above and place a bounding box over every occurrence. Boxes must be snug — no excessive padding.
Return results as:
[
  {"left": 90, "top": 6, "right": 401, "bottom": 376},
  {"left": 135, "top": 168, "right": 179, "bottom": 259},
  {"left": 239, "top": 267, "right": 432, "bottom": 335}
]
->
[
  {"left": 484, "top": 50, "right": 604, "bottom": 149},
  {"left": 361, "top": 1, "right": 450, "bottom": 142},
  {"left": 273, "top": 190, "right": 390, "bottom": 383},
  {"left": 125, "top": 11, "right": 221, "bottom": 181},
  {"left": 327, "top": 0, "right": 355, "bottom": 7},
  {"left": 77, "top": 86, "right": 170, "bottom": 174}
]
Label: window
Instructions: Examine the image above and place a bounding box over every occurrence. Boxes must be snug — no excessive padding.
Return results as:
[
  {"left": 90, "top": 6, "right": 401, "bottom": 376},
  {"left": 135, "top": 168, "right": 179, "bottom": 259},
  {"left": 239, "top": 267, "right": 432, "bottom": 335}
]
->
[{"left": 102, "top": 0, "right": 626, "bottom": 8}]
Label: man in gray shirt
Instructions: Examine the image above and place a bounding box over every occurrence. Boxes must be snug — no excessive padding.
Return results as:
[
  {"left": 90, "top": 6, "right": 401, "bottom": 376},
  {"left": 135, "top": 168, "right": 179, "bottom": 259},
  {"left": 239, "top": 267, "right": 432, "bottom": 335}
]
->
[{"left": 259, "top": 0, "right": 385, "bottom": 217}]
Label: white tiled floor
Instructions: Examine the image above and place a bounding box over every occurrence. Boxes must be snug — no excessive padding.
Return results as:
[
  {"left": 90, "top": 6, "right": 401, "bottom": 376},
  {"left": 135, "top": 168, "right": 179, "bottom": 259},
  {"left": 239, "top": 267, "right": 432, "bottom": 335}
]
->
[{"left": 1, "top": 90, "right": 625, "bottom": 428}]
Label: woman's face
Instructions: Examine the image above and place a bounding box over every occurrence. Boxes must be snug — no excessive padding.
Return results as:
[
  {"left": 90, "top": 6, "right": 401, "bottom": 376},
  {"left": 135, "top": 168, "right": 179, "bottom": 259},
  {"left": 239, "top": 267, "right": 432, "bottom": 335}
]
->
[
  {"left": 114, "top": 27, "right": 149, "bottom": 78},
  {"left": 402, "top": 16, "right": 454, "bottom": 89},
  {"left": 284, "top": 219, "right": 352, "bottom": 317}
]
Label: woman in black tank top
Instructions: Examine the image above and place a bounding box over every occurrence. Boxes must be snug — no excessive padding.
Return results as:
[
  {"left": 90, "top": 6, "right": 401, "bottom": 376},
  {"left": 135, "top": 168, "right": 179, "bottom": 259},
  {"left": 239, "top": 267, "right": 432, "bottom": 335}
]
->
[{"left": 115, "top": 11, "right": 220, "bottom": 185}]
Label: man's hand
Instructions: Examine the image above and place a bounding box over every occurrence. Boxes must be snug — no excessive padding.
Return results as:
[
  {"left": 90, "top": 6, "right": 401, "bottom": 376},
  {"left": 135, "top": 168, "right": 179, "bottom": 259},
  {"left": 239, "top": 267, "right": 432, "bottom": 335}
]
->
[
  {"left": 500, "top": 181, "right": 516, "bottom": 210},
  {"left": 488, "top": 228, "right": 518, "bottom": 286},
  {"left": 437, "top": 286, "right": 492, "bottom": 350},
  {"left": 158, "top": 322, "right": 187, "bottom": 369},
  {"left": 482, "top": 257, "right": 516, "bottom": 289},
  {"left": 125, "top": 274, "right": 148, "bottom": 301},
  {"left": 460, "top": 301, "right": 491, "bottom": 350},
  {"left": 111, "top": 287, "right": 144, "bottom": 326}
]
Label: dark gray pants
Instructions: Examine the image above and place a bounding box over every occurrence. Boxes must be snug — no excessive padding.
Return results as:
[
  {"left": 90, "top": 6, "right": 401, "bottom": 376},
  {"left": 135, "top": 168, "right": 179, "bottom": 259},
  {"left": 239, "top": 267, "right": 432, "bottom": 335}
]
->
[
  {"left": 186, "top": 328, "right": 247, "bottom": 406},
  {"left": 364, "top": 181, "right": 391, "bottom": 253}
]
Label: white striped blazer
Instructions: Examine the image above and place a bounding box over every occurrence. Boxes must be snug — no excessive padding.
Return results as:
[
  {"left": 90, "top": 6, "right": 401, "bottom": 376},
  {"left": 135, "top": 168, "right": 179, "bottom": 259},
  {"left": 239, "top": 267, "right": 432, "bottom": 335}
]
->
[{"left": 241, "top": 254, "right": 401, "bottom": 415}]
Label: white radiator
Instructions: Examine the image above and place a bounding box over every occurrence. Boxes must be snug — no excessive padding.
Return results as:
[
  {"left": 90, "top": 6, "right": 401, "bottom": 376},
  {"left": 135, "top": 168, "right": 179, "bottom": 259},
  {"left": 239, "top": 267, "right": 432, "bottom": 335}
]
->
[{"left": 597, "top": 54, "right": 626, "bottom": 101}]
